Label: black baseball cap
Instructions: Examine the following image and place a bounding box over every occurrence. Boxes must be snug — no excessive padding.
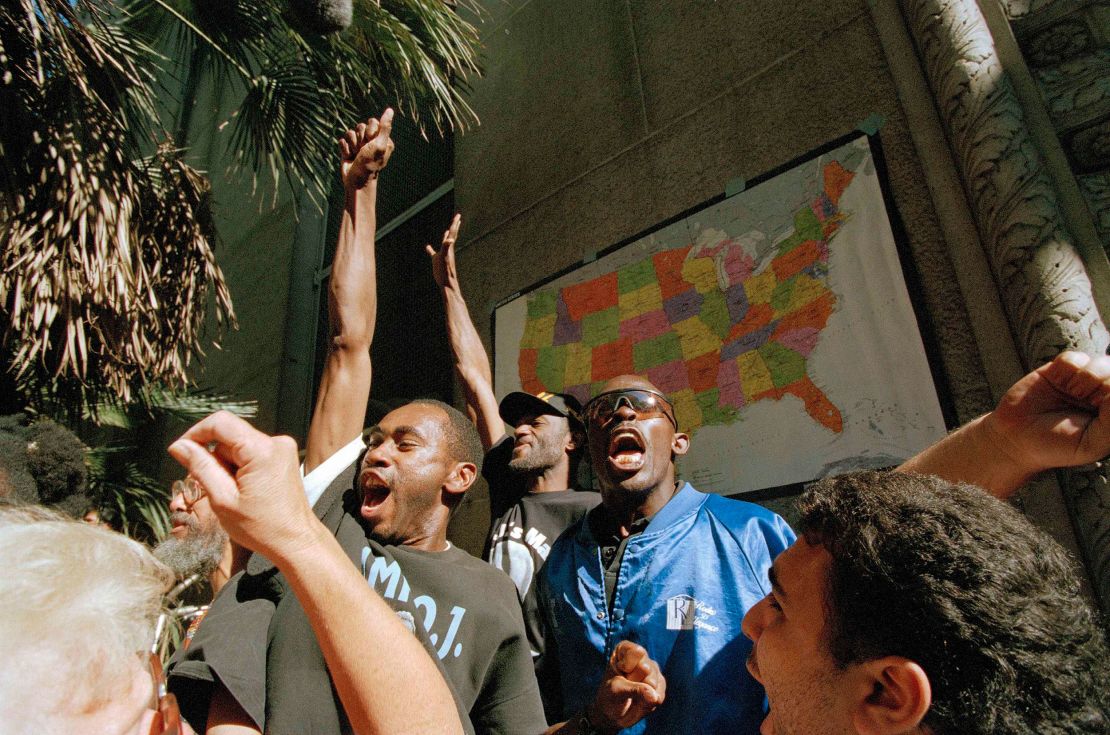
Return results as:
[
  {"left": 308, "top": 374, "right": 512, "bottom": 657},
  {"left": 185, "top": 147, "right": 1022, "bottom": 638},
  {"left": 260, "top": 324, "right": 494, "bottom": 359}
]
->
[{"left": 498, "top": 391, "right": 584, "bottom": 431}]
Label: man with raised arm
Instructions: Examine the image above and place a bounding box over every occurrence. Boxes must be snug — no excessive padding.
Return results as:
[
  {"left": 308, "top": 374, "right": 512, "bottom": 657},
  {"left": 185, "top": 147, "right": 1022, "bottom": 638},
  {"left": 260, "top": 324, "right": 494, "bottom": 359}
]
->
[
  {"left": 168, "top": 412, "right": 467, "bottom": 735},
  {"left": 426, "top": 216, "right": 600, "bottom": 678},
  {"left": 166, "top": 110, "right": 421, "bottom": 735},
  {"left": 169, "top": 409, "right": 668, "bottom": 735},
  {"left": 169, "top": 114, "right": 659, "bottom": 735}
]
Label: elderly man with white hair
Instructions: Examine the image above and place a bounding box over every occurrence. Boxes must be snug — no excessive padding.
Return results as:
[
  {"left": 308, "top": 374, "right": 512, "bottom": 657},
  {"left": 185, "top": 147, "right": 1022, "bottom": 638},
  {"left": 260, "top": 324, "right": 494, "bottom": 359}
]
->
[{"left": 0, "top": 505, "right": 181, "bottom": 735}]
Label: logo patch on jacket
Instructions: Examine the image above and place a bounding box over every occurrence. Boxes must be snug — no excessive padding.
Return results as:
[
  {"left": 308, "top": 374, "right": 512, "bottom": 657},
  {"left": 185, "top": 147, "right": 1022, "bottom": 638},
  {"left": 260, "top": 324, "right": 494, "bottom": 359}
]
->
[{"left": 666, "top": 594, "right": 719, "bottom": 632}]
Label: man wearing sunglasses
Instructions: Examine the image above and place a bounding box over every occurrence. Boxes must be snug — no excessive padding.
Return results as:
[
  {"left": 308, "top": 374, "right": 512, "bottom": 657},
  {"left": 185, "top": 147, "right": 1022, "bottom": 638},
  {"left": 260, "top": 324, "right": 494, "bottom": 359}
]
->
[{"left": 537, "top": 374, "right": 796, "bottom": 733}]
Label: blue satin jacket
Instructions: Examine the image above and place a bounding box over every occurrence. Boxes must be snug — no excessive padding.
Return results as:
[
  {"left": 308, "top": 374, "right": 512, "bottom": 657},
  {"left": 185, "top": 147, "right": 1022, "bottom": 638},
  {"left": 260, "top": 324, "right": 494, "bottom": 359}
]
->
[{"left": 539, "top": 483, "right": 795, "bottom": 734}]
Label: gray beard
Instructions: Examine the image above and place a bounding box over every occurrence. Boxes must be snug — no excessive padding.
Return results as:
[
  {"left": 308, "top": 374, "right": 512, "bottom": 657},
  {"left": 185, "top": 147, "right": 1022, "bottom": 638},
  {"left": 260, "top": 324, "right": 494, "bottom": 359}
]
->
[{"left": 154, "top": 516, "right": 229, "bottom": 580}]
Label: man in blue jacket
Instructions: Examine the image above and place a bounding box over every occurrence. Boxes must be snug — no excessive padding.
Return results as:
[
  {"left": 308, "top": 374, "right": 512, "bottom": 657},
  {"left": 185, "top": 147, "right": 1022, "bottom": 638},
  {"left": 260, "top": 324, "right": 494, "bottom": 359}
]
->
[{"left": 538, "top": 374, "right": 795, "bottom": 734}]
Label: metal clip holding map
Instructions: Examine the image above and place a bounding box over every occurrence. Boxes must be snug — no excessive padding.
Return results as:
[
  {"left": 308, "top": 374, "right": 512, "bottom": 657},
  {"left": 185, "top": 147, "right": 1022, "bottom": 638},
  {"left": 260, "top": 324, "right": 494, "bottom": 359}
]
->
[{"left": 855, "top": 113, "right": 886, "bottom": 136}]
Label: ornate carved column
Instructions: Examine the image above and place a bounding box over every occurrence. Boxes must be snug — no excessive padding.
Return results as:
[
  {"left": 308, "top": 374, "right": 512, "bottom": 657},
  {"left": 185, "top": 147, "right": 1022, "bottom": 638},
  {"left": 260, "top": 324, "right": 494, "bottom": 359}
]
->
[
  {"left": 899, "top": 0, "right": 1110, "bottom": 612},
  {"left": 1003, "top": 0, "right": 1110, "bottom": 254}
]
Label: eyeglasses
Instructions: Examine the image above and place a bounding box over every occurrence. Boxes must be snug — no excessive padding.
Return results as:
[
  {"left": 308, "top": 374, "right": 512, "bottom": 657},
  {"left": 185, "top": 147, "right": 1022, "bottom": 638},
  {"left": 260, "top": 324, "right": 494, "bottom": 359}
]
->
[
  {"left": 146, "top": 612, "right": 182, "bottom": 734},
  {"left": 171, "top": 477, "right": 204, "bottom": 505},
  {"left": 583, "top": 389, "right": 678, "bottom": 429}
]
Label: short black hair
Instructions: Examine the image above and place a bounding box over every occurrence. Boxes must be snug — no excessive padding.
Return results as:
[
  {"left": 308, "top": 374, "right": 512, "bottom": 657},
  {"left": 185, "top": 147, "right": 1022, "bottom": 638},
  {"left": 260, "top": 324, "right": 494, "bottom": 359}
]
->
[
  {"left": 797, "top": 470, "right": 1110, "bottom": 735},
  {"left": 409, "top": 399, "right": 484, "bottom": 476}
]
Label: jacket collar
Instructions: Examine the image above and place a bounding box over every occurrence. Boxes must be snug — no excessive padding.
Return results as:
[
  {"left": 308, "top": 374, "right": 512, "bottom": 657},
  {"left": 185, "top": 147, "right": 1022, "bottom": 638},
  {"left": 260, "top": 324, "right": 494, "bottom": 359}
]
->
[{"left": 579, "top": 481, "right": 703, "bottom": 545}]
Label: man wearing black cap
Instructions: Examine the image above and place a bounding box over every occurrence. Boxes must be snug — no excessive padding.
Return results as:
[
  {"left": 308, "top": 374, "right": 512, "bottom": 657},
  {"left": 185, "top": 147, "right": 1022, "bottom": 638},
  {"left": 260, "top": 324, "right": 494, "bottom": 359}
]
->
[
  {"left": 486, "top": 391, "right": 600, "bottom": 660},
  {"left": 427, "top": 217, "right": 600, "bottom": 676}
]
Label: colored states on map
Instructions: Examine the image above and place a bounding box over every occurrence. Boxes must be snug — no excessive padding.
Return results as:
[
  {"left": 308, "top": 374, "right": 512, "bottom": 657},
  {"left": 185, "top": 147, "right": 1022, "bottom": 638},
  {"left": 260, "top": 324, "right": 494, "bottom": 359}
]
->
[{"left": 516, "top": 160, "right": 856, "bottom": 435}]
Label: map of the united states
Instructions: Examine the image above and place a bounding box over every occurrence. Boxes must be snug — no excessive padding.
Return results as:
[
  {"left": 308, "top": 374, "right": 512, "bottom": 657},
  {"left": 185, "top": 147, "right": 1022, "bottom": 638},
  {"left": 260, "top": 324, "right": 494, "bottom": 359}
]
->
[{"left": 518, "top": 160, "right": 856, "bottom": 435}]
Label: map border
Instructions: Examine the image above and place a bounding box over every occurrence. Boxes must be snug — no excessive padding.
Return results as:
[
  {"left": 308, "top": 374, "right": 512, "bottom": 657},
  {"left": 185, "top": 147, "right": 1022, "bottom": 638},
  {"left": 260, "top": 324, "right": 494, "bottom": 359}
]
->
[{"left": 491, "top": 132, "right": 957, "bottom": 503}]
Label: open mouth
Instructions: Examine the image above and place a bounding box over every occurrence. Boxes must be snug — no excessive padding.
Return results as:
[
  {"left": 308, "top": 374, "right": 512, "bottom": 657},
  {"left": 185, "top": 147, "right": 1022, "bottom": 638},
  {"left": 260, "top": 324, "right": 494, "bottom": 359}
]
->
[
  {"left": 607, "top": 426, "right": 646, "bottom": 472},
  {"left": 746, "top": 650, "right": 761, "bottom": 682},
  {"left": 359, "top": 470, "right": 392, "bottom": 516}
]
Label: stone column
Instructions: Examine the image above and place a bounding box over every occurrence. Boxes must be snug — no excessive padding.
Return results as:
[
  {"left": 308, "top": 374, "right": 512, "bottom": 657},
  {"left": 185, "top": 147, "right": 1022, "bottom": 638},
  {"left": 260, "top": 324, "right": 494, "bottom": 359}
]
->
[{"left": 899, "top": 0, "right": 1110, "bottom": 613}]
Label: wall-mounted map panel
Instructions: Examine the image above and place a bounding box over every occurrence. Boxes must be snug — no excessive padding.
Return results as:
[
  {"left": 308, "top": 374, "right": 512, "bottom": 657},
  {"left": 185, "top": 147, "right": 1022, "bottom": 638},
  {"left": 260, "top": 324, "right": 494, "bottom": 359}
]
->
[{"left": 494, "top": 135, "right": 949, "bottom": 495}]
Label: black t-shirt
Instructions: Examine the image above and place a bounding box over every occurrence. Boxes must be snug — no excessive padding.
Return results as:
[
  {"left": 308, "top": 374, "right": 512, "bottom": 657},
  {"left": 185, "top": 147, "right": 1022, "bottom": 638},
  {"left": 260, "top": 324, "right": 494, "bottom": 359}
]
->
[
  {"left": 482, "top": 436, "right": 600, "bottom": 664},
  {"left": 168, "top": 462, "right": 544, "bottom": 735}
]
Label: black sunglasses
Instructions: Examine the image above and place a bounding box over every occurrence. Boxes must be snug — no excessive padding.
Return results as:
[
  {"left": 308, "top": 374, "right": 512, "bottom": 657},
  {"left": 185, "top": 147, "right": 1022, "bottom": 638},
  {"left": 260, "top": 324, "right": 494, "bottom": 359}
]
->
[{"left": 583, "top": 388, "right": 678, "bottom": 429}]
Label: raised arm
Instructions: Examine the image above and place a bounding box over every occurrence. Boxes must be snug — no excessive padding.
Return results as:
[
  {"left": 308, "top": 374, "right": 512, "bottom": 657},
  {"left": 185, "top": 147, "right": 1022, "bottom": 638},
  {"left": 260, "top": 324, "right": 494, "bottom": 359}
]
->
[
  {"left": 304, "top": 110, "right": 395, "bottom": 473},
  {"left": 168, "top": 413, "right": 464, "bottom": 735},
  {"left": 898, "top": 352, "right": 1110, "bottom": 499},
  {"left": 426, "top": 214, "right": 504, "bottom": 450}
]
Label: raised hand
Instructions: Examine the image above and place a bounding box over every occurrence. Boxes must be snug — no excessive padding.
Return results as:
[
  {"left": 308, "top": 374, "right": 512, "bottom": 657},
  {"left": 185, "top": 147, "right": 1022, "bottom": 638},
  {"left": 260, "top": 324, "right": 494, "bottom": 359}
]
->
[
  {"left": 339, "top": 108, "right": 395, "bottom": 191},
  {"left": 425, "top": 213, "right": 462, "bottom": 289},
  {"left": 167, "top": 411, "right": 320, "bottom": 562},
  {"left": 985, "top": 351, "right": 1110, "bottom": 475},
  {"left": 586, "top": 641, "right": 666, "bottom": 733}
]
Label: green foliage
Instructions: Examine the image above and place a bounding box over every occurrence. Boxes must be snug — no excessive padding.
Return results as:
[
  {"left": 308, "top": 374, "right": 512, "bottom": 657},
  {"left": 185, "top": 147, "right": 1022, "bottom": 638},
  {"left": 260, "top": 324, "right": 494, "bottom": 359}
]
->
[
  {"left": 122, "top": 0, "right": 481, "bottom": 203},
  {"left": 0, "top": 0, "right": 482, "bottom": 417},
  {"left": 86, "top": 445, "right": 171, "bottom": 541},
  {"left": 0, "top": 0, "right": 235, "bottom": 414}
]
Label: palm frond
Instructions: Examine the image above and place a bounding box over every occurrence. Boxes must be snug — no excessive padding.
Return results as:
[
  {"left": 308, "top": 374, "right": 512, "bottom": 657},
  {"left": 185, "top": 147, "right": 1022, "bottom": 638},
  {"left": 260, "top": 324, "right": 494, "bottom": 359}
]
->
[
  {"left": 86, "top": 386, "right": 258, "bottom": 428},
  {"left": 121, "top": 0, "right": 483, "bottom": 208},
  {"left": 1, "top": 0, "right": 483, "bottom": 418},
  {"left": 86, "top": 444, "right": 172, "bottom": 541},
  {"left": 0, "top": 0, "right": 234, "bottom": 417},
  {"left": 141, "top": 386, "right": 258, "bottom": 423}
]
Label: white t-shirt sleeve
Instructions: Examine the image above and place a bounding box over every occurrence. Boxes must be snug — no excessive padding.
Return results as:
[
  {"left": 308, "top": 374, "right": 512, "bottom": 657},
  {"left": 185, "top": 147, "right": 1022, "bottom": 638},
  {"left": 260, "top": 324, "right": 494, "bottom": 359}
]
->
[{"left": 300, "top": 436, "right": 366, "bottom": 509}]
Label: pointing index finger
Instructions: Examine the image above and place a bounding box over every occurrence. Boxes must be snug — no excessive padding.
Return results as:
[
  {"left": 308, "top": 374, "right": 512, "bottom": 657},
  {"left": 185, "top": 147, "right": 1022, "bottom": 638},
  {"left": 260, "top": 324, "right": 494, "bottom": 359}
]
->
[{"left": 168, "top": 437, "right": 238, "bottom": 510}]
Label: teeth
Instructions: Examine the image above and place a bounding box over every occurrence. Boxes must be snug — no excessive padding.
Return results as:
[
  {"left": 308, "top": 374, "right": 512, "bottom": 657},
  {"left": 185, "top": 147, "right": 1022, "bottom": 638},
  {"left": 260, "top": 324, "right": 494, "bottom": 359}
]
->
[
  {"left": 614, "top": 453, "right": 642, "bottom": 466},
  {"left": 609, "top": 431, "right": 644, "bottom": 454}
]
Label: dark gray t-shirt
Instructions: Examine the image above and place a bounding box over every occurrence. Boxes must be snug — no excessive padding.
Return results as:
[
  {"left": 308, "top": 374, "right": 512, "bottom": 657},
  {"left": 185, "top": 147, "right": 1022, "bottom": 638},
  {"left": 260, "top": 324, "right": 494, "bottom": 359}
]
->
[
  {"left": 379, "top": 543, "right": 546, "bottom": 735},
  {"left": 482, "top": 434, "right": 600, "bottom": 714},
  {"left": 168, "top": 463, "right": 544, "bottom": 735}
]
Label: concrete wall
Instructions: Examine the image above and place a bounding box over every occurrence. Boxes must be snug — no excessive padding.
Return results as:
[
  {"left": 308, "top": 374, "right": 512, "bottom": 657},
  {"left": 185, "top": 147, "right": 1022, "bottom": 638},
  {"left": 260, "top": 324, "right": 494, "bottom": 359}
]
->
[{"left": 450, "top": 0, "right": 1082, "bottom": 554}]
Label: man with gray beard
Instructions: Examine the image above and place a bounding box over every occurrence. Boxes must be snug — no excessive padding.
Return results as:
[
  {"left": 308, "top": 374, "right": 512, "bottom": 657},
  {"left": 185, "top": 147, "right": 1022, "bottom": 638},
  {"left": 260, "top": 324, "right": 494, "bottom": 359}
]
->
[{"left": 154, "top": 476, "right": 247, "bottom": 649}]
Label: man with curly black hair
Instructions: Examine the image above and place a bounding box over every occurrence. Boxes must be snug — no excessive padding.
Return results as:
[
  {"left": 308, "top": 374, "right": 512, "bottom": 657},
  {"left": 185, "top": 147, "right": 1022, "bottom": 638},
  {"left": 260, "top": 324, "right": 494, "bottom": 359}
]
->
[
  {"left": 743, "top": 352, "right": 1110, "bottom": 735},
  {"left": 743, "top": 470, "right": 1109, "bottom": 735}
]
